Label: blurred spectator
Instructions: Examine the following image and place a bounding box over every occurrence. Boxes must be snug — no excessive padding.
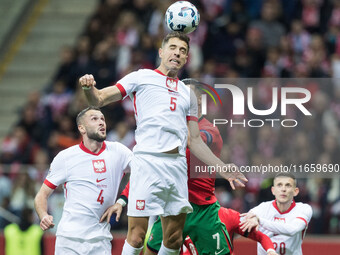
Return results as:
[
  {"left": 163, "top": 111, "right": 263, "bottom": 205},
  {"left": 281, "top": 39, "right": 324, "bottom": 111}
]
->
[
  {"left": 0, "top": 126, "right": 39, "bottom": 164},
  {"left": 9, "top": 172, "right": 36, "bottom": 216},
  {"left": 107, "top": 121, "right": 135, "bottom": 149},
  {"left": 41, "top": 79, "right": 73, "bottom": 125},
  {"left": 4, "top": 207, "right": 43, "bottom": 255},
  {"left": 52, "top": 45, "right": 77, "bottom": 91},
  {"left": 250, "top": 0, "right": 285, "bottom": 47},
  {"left": 0, "top": 169, "right": 11, "bottom": 208}
]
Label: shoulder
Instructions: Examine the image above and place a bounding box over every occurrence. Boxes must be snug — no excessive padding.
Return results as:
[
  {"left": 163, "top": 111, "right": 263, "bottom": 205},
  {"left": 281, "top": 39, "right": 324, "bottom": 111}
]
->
[
  {"left": 179, "top": 80, "right": 191, "bottom": 93},
  {"left": 253, "top": 201, "right": 274, "bottom": 211},
  {"left": 296, "top": 202, "right": 313, "bottom": 214},
  {"left": 55, "top": 144, "right": 79, "bottom": 159},
  {"left": 105, "top": 141, "right": 132, "bottom": 155},
  {"left": 136, "top": 68, "right": 156, "bottom": 77}
]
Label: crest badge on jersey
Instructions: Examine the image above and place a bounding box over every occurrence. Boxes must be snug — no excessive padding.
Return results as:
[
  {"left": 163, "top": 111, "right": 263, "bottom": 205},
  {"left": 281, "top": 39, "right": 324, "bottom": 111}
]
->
[
  {"left": 166, "top": 77, "right": 178, "bottom": 92},
  {"left": 274, "top": 217, "right": 286, "bottom": 223},
  {"left": 92, "top": 159, "right": 107, "bottom": 173},
  {"left": 136, "top": 200, "right": 145, "bottom": 210}
]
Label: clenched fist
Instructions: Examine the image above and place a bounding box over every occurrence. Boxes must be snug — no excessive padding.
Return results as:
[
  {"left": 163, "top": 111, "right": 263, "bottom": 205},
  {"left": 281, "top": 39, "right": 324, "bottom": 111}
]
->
[{"left": 79, "top": 74, "right": 96, "bottom": 90}]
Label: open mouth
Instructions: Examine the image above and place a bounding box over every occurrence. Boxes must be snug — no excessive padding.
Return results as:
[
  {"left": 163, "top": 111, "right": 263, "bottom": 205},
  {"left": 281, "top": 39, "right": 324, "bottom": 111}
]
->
[{"left": 170, "top": 59, "right": 180, "bottom": 65}]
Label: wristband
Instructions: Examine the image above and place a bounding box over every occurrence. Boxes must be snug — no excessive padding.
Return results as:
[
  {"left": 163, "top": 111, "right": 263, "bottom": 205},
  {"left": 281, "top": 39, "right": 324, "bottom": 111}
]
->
[
  {"left": 116, "top": 198, "right": 127, "bottom": 207},
  {"left": 82, "top": 86, "right": 92, "bottom": 90},
  {"left": 267, "top": 248, "right": 276, "bottom": 254}
]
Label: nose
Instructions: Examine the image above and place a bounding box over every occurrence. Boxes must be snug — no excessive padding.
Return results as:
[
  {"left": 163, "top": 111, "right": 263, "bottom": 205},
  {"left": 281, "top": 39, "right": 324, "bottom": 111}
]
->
[{"left": 173, "top": 48, "right": 180, "bottom": 56}]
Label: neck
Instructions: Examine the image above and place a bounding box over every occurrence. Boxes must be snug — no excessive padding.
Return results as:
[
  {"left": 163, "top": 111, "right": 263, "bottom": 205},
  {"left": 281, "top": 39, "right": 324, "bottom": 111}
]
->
[
  {"left": 83, "top": 138, "right": 103, "bottom": 154},
  {"left": 276, "top": 200, "right": 292, "bottom": 213},
  {"left": 156, "top": 65, "right": 178, "bottom": 78}
]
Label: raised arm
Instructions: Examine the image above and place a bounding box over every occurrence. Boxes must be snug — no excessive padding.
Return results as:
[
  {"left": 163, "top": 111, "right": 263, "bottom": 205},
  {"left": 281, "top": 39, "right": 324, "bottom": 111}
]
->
[
  {"left": 187, "top": 120, "right": 247, "bottom": 189},
  {"left": 79, "top": 74, "right": 123, "bottom": 107},
  {"left": 241, "top": 205, "right": 312, "bottom": 237},
  {"left": 34, "top": 184, "right": 55, "bottom": 231},
  {"left": 258, "top": 217, "right": 307, "bottom": 236}
]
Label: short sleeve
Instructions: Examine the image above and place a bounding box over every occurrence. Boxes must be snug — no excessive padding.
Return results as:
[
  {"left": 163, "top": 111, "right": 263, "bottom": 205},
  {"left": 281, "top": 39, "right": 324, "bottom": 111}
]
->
[
  {"left": 186, "top": 89, "right": 198, "bottom": 121},
  {"left": 116, "top": 71, "right": 139, "bottom": 99},
  {"left": 44, "top": 152, "right": 67, "bottom": 189},
  {"left": 116, "top": 143, "right": 133, "bottom": 172}
]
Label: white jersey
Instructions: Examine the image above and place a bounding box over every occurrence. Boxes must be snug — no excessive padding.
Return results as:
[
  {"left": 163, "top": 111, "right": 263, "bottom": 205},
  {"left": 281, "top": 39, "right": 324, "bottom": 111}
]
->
[
  {"left": 251, "top": 200, "right": 312, "bottom": 255},
  {"left": 116, "top": 69, "right": 198, "bottom": 156},
  {"left": 44, "top": 141, "right": 132, "bottom": 241}
]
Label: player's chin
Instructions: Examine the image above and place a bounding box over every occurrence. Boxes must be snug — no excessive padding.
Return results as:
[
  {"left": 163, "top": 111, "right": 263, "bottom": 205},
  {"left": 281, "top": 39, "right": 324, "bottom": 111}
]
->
[{"left": 169, "top": 65, "right": 183, "bottom": 73}]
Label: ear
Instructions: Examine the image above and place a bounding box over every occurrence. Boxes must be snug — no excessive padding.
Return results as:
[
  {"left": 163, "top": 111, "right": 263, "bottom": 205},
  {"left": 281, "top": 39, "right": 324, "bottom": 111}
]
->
[
  {"left": 293, "top": 187, "right": 299, "bottom": 197},
  {"left": 78, "top": 125, "right": 86, "bottom": 135},
  {"left": 184, "top": 53, "right": 188, "bottom": 64},
  {"left": 158, "top": 47, "right": 163, "bottom": 58},
  {"left": 271, "top": 186, "right": 275, "bottom": 195}
]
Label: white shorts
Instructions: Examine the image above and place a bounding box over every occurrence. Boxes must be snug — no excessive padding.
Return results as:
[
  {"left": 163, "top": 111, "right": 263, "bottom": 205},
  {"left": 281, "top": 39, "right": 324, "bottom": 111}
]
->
[
  {"left": 55, "top": 236, "right": 111, "bottom": 255},
  {"left": 127, "top": 152, "right": 192, "bottom": 217}
]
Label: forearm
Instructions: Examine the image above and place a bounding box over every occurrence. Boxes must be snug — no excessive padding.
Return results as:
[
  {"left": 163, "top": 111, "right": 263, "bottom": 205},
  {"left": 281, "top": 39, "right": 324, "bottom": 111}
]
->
[
  {"left": 34, "top": 193, "right": 49, "bottom": 220},
  {"left": 248, "top": 230, "right": 274, "bottom": 251},
  {"left": 259, "top": 217, "right": 306, "bottom": 236},
  {"left": 84, "top": 87, "right": 103, "bottom": 107},
  {"left": 80, "top": 74, "right": 123, "bottom": 107},
  {"left": 188, "top": 136, "right": 224, "bottom": 167}
]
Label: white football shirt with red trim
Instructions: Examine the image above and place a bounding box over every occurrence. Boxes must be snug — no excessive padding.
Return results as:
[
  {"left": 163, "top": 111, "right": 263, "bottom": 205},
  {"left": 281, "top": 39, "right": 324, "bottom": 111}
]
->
[
  {"left": 251, "top": 200, "right": 312, "bottom": 255},
  {"left": 116, "top": 69, "right": 198, "bottom": 156},
  {"left": 44, "top": 141, "right": 132, "bottom": 241}
]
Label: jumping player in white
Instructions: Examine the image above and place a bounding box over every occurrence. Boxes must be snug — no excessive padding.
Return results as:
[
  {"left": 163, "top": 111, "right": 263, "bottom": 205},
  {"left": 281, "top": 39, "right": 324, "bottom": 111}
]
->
[
  {"left": 34, "top": 106, "right": 132, "bottom": 255},
  {"left": 240, "top": 173, "right": 313, "bottom": 255},
  {"left": 79, "top": 32, "right": 248, "bottom": 255}
]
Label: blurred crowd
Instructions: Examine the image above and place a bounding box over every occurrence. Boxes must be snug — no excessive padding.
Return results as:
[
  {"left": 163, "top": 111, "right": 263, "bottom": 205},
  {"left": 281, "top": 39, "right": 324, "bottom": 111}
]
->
[{"left": 1, "top": 0, "right": 340, "bottom": 235}]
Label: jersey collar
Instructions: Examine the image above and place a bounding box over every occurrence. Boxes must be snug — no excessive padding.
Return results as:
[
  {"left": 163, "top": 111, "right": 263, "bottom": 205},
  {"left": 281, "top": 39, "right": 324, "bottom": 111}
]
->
[
  {"left": 154, "top": 69, "right": 179, "bottom": 80},
  {"left": 79, "top": 141, "right": 106, "bottom": 156},
  {"left": 272, "top": 199, "right": 296, "bottom": 214}
]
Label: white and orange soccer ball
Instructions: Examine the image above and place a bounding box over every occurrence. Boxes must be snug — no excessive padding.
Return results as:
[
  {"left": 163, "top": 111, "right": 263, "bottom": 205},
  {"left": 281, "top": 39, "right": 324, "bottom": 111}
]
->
[{"left": 165, "top": 1, "right": 200, "bottom": 34}]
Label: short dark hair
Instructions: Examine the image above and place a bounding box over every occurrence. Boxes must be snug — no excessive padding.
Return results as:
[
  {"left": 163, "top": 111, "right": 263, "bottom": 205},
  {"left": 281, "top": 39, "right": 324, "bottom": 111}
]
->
[
  {"left": 76, "top": 106, "right": 102, "bottom": 126},
  {"left": 274, "top": 173, "right": 297, "bottom": 186},
  {"left": 162, "top": 32, "right": 190, "bottom": 53}
]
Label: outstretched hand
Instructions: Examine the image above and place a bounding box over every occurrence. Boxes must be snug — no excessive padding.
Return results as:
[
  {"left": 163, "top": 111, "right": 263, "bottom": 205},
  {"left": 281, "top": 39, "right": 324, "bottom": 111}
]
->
[
  {"left": 100, "top": 203, "right": 123, "bottom": 223},
  {"left": 239, "top": 212, "right": 259, "bottom": 232},
  {"left": 219, "top": 164, "right": 248, "bottom": 190}
]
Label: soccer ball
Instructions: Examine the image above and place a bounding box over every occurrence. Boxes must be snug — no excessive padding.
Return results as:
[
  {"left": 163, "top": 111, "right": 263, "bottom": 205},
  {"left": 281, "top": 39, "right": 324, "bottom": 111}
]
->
[{"left": 165, "top": 1, "right": 200, "bottom": 34}]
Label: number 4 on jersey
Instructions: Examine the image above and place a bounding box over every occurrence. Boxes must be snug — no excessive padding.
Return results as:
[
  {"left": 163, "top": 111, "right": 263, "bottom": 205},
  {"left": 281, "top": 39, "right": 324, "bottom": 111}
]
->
[{"left": 97, "top": 189, "right": 104, "bottom": 205}]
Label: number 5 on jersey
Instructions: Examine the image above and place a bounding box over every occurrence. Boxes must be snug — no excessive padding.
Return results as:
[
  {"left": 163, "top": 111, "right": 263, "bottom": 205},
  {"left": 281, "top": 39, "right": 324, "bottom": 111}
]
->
[{"left": 170, "top": 97, "right": 177, "bottom": 111}]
